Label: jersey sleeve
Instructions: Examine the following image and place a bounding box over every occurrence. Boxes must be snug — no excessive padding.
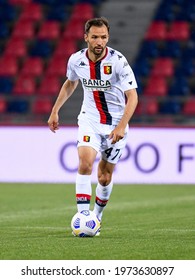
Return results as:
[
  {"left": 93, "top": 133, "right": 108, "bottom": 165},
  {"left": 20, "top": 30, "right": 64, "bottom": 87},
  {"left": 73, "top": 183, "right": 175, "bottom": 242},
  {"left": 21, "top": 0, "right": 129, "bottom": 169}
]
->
[
  {"left": 66, "top": 54, "right": 79, "bottom": 81},
  {"left": 117, "top": 56, "right": 137, "bottom": 91}
]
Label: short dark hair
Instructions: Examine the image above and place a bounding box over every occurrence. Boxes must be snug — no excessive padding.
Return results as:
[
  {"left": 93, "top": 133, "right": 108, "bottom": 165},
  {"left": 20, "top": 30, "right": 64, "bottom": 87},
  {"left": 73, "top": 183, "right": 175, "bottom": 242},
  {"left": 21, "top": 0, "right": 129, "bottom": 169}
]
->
[{"left": 85, "top": 17, "right": 110, "bottom": 34}]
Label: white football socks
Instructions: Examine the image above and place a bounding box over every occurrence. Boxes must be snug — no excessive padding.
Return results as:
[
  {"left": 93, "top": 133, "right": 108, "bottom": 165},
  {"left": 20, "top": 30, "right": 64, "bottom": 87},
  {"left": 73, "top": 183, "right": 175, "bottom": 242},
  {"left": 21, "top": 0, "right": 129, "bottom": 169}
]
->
[
  {"left": 93, "top": 181, "right": 113, "bottom": 221},
  {"left": 76, "top": 173, "right": 92, "bottom": 212}
]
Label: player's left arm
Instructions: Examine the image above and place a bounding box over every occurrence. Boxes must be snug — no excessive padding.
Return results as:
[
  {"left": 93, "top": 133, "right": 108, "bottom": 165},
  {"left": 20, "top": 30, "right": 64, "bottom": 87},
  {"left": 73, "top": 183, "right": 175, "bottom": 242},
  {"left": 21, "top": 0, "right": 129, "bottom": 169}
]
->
[{"left": 109, "top": 88, "right": 138, "bottom": 144}]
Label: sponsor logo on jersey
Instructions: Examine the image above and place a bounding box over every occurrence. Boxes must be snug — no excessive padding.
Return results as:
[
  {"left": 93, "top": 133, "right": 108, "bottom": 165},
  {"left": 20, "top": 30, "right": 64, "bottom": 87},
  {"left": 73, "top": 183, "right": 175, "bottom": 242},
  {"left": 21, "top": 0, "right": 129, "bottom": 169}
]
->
[
  {"left": 83, "top": 78, "right": 111, "bottom": 91},
  {"left": 123, "top": 61, "right": 129, "bottom": 68},
  {"left": 103, "top": 64, "right": 112, "bottom": 74},
  {"left": 79, "top": 61, "right": 87, "bottom": 66},
  {"left": 83, "top": 135, "right": 90, "bottom": 142}
]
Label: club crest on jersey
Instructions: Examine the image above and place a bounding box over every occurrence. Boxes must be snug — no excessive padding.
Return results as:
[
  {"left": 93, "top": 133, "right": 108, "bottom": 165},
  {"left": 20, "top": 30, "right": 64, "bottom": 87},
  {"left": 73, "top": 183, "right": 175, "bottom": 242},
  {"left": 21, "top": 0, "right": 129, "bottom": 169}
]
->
[
  {"left": 103, "top": 63, "right": 112, "bottom": 74},
  {"left": 83, "top": 135, "right": 90, "bottom": 142}
]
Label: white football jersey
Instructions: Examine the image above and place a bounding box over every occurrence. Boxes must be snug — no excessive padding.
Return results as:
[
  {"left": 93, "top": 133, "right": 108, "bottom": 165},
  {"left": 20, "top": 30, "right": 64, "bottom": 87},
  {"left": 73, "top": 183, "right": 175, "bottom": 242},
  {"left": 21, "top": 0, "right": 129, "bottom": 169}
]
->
[{"left": 66, "top": 46, "right": 137, "bottom": 125}]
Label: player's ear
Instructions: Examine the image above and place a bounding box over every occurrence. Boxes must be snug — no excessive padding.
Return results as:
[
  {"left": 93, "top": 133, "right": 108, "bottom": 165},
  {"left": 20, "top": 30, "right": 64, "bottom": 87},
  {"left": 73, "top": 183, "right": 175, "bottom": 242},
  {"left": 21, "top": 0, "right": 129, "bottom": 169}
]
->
[{"left": 84, "top": 33, "right": 88, "bottom": 42}]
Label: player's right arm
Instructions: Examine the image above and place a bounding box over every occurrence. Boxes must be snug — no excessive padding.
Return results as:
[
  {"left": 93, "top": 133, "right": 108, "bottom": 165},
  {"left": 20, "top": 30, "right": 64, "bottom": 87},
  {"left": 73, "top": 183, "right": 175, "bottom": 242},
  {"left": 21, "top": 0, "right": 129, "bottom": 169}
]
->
[{"left": 48, "top": 79, "right": 78, "bottom": 133}]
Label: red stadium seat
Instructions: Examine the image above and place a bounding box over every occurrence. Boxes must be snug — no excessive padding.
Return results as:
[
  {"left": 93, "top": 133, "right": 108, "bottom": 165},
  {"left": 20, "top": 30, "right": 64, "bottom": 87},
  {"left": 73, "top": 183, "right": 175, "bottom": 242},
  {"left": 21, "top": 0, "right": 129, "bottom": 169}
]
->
[
  {"left": 146, "top": 98, "right": 159, "bottom": 115},
  {"left": 13, "top": 75, "right": 36, "bottom": 95},
  {"left": 63, "top": 19, "right": 84, "bottom": 40},
  {"left": 151, "top": 58, "right": 174, "bottom": 77},
  {"left": 145, "top": 21, "right": 167, "bottom": 40},
  {"left": 46, "top": 57, "right": 67, "bottom": 77},
  {"left": 54, "top": 38, "right": 77, "bottom": 58},
  {"left": 0, "top": 57, "right": 18, "bottom": 76},
  {"left": 3, "top": 38, "right": 27, "bottom": 58},
  {"left": 144, "top": 76, "right": 168, "bottom": 96},
  {"left": 20, "top": 57, "right": 44, "bottom": 77},
  {"left": 20, "top": 3, "right": 43, "bottom": 21},
  {"left": 37, "top": 76, "right": 61, "bottom": 95},
  {"left": 12, "top": 19, "right": 35, "bottom": 39},
  {"left": 32, "top": 97, "right": 53, "bottom": 114},
  {"left": 71, "top": 3, "right": 94, "bottom": 21},
  {"left": 0, "top": 97, "right": 7, "bottom": 113},
  {"left": 135, "top": 98, "right": 159, "bottom": 115},
  {"left": 166, "top": 21, "right": 190, "bottom": 40},
  {"left": 183, "top": 99, "right": 195, "bottom": 115},
  {"left": 37, "top": 21, "right": 60, "bottom": 40}
]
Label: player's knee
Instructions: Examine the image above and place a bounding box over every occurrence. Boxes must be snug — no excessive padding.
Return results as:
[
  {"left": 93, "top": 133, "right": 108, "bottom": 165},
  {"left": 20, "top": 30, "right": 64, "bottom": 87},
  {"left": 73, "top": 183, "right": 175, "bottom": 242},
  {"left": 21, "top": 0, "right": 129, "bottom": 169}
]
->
[
  {"left": 78, "top": 159, "right": 93, "bottom": 174},
  {"left": 98, "top": 173, "right": 112, "bottom": 186}
]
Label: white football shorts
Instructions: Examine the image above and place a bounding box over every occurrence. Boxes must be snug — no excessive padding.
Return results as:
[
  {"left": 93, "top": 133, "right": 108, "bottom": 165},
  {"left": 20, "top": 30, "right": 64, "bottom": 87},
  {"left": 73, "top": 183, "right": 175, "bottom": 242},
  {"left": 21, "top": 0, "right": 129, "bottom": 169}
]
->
[{"left": 77, "top": 114, "right": 128, "bottom": 164}]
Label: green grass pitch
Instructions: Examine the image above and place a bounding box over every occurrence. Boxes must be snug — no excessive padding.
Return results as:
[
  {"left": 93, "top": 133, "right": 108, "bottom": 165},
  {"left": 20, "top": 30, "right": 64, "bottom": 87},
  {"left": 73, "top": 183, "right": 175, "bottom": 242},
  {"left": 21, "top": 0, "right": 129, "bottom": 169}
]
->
[{"left": 0, "top": 183, "right": 194, "bottom": 260}]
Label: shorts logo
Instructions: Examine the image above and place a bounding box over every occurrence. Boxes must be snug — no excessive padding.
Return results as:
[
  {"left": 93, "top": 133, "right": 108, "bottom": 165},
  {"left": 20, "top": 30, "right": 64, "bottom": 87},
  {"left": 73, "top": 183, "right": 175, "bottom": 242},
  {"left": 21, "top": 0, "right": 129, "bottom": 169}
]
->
[
  {"left": 103, "top": 64, "right": 112, "bottom": 74},
  {"left": 83, "top": 136, "right": 90, "bottom": 142}
]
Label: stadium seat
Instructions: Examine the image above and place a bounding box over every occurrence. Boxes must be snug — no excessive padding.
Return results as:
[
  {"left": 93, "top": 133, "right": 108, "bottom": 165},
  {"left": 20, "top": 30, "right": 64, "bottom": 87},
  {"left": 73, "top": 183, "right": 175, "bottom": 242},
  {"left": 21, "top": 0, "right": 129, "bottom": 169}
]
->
[
  {"left": 151, "top": 58, "right": 174, "bottom": 77},
  {"left": 144, "top": 76, "right": 168, "bottom": 96},
  {"left": 46, "top": 5, "right": 69, "bottom": 21},
  {"left": 161, "top": 41, "right": 182, "bottom": 58},
  {"left": 183, "top": 99, "right": 195, "bottom": 115},
  {"left": 133, "top": 57, "right": 151, "bottom": 77},
  {"left": 176, "top": 2, "right": 195, "bottom": 22},
  {"left": 46, "top": 57, "right": 67, "bottom": 77},
  {"left": 32, "top": 97, "right": 53, "bottom": 114},
  {"left": 0, "top": 3, "right": 17, "bottom": 21},
  {"left": 145, "top": 21, "right": 167, "bottom": 40},
  {"left": 159, "top": 100, "right": 182, "bottom": 114},
  {"left": 176, "top": 58, "right": 195, "bottom": 77},
  {"left": 20, "top": 57, "right": 44, "bottom": 77},
  {"left": 63, "top": 18, "right": 85, "bottom": 40},
  {"left": 0, "top": 22, "right": 9, "bottom": 39},
  {"left": 29, "top": 40, "right": 53, "bottom": 58},
  {"left": 37, "top": 21, "right": 61, "bottom": 40},
  {"left": 70, "top": 2, "right": 94, "bottom": 21},
  {"left": 13, "top": 76, "right": 36, "bottom": 95},
  {"left": 154, "top": 2, "right": 176, "bottom": 22},
  {"left": 53, "top": 38, "right": 77, "bottom": 58},
  {"left": 182, "top": 46, "right": 195, "bottom": 59},
  {"left": 138, "top": 41, "right": 160, "bottom": 59},
  {"left": 3, "top": 38, "right": 27, "bottom": 58},
  {"left": 9, "top": 0, "right": 32, "bottom": 6},
  {"left": 168, "top": 76, "right": 190, "bottom": 96},
  {"left": 0, "top": 97, "right": 7, "bottom": 113},
  {"left": 166, "top": 21, "right": 190, "bottom": 40},
  {"left": 20, "top": 2, "right": 43, "bottom": 21},
  {"left": 7, "top": 99, "right": 29, "bottom": 113},
  {"left": 0, "top": 77, "right": 13, "bottom": 93},
  {"left": 12, "top": 19, "right": 35, "bottom": 39},
  {"left": 37, "top": 76, "right": 61, "bottom": 95},
  {"left": 0, "top": 57, "right": 18, "bottom": 76},
  {"left": 135, "top": 98, "right": 159, "bottom": 115},
  {"left": 146, "top": 98, "right": 159, "bottom": 115}
]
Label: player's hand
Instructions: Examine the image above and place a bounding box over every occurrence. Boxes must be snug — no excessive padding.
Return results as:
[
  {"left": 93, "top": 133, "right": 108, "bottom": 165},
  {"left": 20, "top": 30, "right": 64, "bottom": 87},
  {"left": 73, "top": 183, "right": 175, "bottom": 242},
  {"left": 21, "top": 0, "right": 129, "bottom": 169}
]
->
[
  {"left": 109, "top": 126, "right": 125, "bottom": 144},
  {"left": 48, "top": 112, "right": 59, "bottom": 133}
]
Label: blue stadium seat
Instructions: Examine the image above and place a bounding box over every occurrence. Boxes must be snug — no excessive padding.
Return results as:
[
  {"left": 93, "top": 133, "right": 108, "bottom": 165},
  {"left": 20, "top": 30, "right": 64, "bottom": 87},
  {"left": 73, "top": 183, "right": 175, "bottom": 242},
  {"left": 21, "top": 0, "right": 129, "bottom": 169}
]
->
[
  {"left": 0, "top": 77, "right": 13, "bottom": 94},
  {"left": 176, "top": 58, "right": 195, "bottom": 77},
  {"left": 160, "top": 41, "right": 182, "bottom": 58},
  {"left": 0, "top": 4, "right": 17, "bottom": 21},
  {"left": 46, "top": 6, "right": 69, "bottom": 21},
  {"left": 133, "top": 57, "right": 151, "bottom": 77},
  {"left": 7, "top": 99, "right": 29, "bottom": 113},
  {"left": 168, "top": 76, "right": 190, "bottom": 96},
  {"left": 159, "top": 100, "right": 183, "bottom": 114},
  {"left": 29, "top": 40, "right": 53, "bottom": 57},
  {"left": 139, "top": 41, "right": 160, "bottom": 58},
  {"left": 154, "top": 2, "right": 175, "bottom": 22},
  {"left": 0, "top": 22, "right": 9, "bottom": 39}
]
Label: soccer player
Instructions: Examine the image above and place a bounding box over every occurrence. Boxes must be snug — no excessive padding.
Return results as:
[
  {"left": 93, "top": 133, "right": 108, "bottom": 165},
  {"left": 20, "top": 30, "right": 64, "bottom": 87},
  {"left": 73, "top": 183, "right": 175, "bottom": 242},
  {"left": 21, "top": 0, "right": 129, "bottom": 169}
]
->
[{"left": 48, "top": 17, "right": 138, "bottom": 234}]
